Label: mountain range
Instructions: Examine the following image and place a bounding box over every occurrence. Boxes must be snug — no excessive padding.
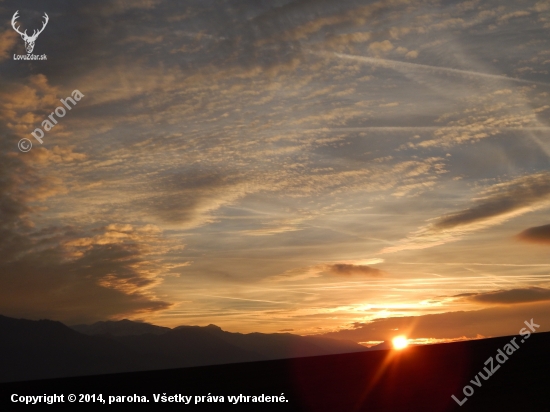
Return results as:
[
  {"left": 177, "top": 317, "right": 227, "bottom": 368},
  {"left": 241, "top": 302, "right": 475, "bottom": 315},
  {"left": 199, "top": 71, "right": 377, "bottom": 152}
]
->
[{"left": 0, "top": 315, "right": 367, "bottom": 383}]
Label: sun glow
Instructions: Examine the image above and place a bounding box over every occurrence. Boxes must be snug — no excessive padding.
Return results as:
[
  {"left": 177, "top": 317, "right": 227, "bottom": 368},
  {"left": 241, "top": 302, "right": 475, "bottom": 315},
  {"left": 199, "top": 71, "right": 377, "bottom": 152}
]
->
[{"left": 392, "top": 336, "right": 409, "bottom": 350}]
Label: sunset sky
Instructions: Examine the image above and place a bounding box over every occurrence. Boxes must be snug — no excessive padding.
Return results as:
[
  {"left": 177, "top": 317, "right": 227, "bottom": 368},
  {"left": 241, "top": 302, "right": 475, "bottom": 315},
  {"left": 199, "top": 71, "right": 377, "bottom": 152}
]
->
[{"left": 1, "top": 0, "right": 550, "bottom": 346}]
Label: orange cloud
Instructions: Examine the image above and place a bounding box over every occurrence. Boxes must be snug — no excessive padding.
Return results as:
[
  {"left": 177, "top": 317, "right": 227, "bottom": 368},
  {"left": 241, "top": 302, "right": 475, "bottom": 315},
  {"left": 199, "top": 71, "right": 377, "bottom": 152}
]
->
[
  {"left": 319, "top": 301, "right": 550, "bottom": 342},
  {"left": 455, "top": 287, "right": 550, "bottom": 304},
  {"left": 325, "top": 264, "right": 384, "bottom": 277},
  {"left": 516, "top": 224, "right": 550, "bottom": 244},
  {"left": 0, "top": 30, "right": 17, "bottom": 62},
  {"left": 368, "top": 40, "right": 394, "bottom": 55}
]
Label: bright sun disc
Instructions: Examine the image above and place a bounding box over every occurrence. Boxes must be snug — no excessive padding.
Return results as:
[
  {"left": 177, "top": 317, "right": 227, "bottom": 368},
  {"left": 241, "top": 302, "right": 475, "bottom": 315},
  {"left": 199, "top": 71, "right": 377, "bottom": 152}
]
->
[{"left": 392, "top": 336, "right": 409, "bottom": 350}]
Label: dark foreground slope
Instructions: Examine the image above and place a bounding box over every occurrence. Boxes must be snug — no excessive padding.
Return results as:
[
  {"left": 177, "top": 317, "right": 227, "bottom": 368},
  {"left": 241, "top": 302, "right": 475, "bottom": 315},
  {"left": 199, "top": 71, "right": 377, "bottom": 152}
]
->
[{"left": 1, "top": 331, "right": 549, "bottom": 412}]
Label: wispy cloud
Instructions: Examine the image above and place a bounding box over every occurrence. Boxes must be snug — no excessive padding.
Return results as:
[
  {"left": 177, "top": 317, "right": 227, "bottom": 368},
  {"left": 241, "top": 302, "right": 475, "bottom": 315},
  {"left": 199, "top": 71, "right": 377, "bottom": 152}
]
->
[
  {"left": 325, "top": 263, "right": 384, "bottom": 277},
  {"left": 454, "top": 287, "right": 550, "bottom": 304},
  {"left": 328, "top": 52, "right": 550, "bottom": 87},
  {"left": 269, "top": 260, "right": 385, "bottom": 283},
  {"left": 383, "top": 172, "right": 550, "bottom": 253}
]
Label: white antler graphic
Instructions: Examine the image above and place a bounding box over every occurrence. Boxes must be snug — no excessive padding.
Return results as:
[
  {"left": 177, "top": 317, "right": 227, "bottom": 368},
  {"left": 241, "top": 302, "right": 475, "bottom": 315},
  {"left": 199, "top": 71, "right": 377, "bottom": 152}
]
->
[{"left": 12, "top": 11, "right": 49, "bottom": 54}]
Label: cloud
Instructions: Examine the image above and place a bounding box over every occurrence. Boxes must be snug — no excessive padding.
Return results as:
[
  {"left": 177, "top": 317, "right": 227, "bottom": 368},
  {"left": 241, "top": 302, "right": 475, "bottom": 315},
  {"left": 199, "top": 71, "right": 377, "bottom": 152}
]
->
[
  {"left": 455, "top": 287, "right": 550, "bottom": 304},
  {"left": 534, "top": 1, "right": 550, "bottom": 12},
  {"left": 318, "top": 301, "right": 550, "bottom": 342},
  {"left": 408, "top": 89, "right": 550, "bottom": 150},
  {"left": 368, "top": 40, "right": 394, "bottom": 55},
  {"left": 325, "top": 264, "right": 383, "bottom": 277},
  {"left": 141, "top": 172, "right": 251, "bottom": 228},
  {"left": 269, "top": 260, "right": 385, "bottom": 282},
  {"left": 498, "top": 11, "right": 531, "bottom": 22},
  {"left": 330, "top": 52, "right": 549, "bottom": 86},
  {"left": 324, "top": 32, "right": 372, "bottom": 50},
  {"left": 516, "top": 224, "right": 550, "bottom": 244},
  {"left": 434, "top": 174, "right": 550, "bottom": 230},
  {"left": 257, "top": 2, "right": 403, "bottom": 45},
  {"left": 0, "top": 75, "right": 61, "bottom": 135},
  {"left": 83, "top": 0, "right": 162, "bottom": 16},
  {"left": 0, "top": 29, "right": 17, "bottom": 62},
  {"left": 120, "top": 35, "right": 164, "bottom": 45},
  {"left": 0, "top": 224, "right": 173, "bottom": 323},
  {"left": 379, "top": 102, "right": 399, "bottom": 107},
  {"left": 0, "top": 137, "right": 171, "bottom": 324},
  {"left": 241, "top": 216, "right": 310, "bottom": 236},
  {"left": 383, "top": 172, "right": 550, "bottom": 253},
  {"left": 22, "top": 146, "right": 86, "bottom": 165}
]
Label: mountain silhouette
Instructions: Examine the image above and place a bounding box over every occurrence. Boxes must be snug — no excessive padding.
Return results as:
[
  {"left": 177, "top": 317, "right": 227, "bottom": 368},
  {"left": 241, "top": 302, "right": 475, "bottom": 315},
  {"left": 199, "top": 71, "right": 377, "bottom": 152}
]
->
[
  {"left": 72, "top": 319, "right": 170, "bottom": 336},
  {"left": 0, "top": 315, "right": 366, "bottom": 383},
  {"left": 365, "top": 340, "right": 394, "bottom": 350}
]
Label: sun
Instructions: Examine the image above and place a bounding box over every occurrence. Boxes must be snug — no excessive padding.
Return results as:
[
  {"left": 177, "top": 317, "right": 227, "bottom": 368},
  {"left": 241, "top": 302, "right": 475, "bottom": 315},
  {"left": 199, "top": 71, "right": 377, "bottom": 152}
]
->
[{"left": 392, "top": 336, "right": 409, "bottom": 350}]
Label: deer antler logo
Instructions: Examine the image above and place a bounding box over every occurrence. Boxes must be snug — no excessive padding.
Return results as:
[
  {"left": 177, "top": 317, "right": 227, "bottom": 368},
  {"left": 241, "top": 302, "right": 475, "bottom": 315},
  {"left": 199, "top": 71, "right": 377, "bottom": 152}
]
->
[{"left": 11, "top": 10, "right": 49, "bottom": 54}]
